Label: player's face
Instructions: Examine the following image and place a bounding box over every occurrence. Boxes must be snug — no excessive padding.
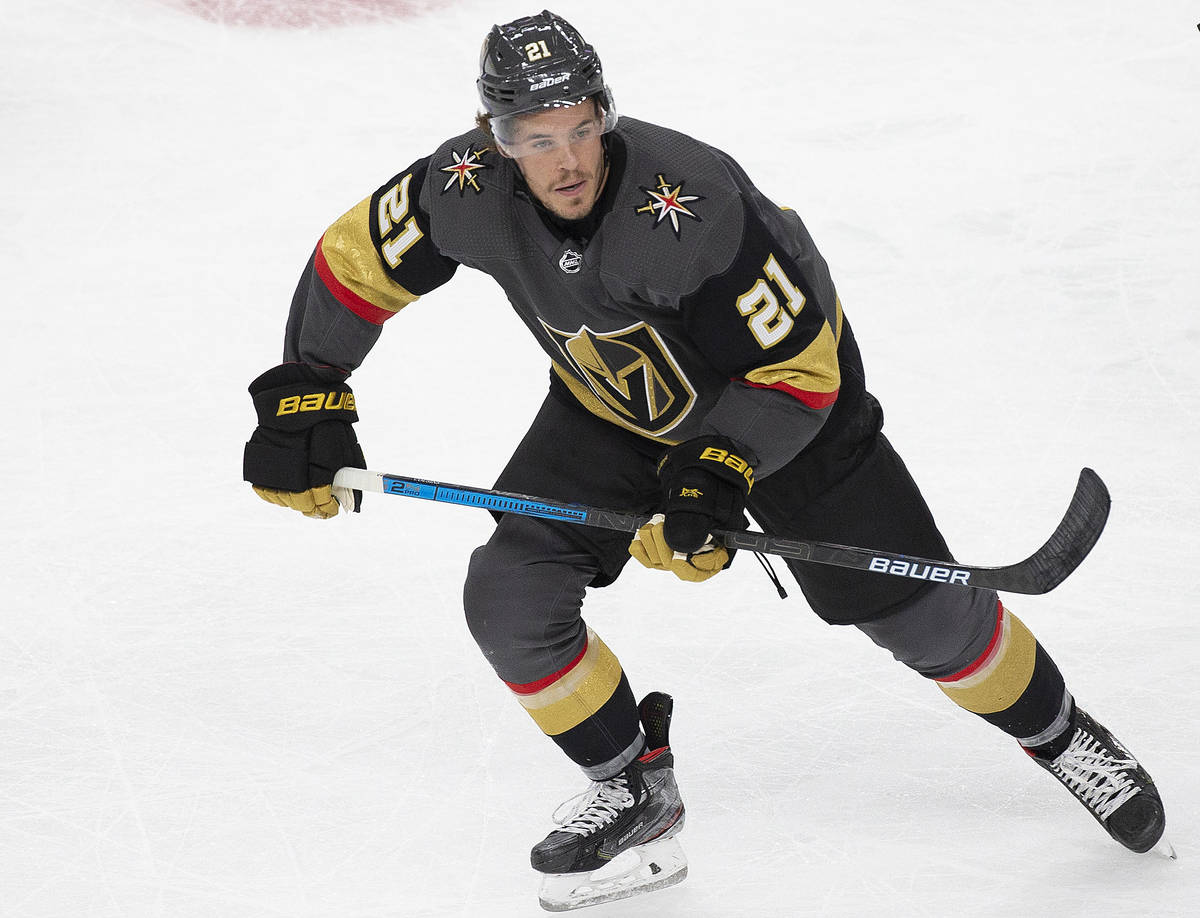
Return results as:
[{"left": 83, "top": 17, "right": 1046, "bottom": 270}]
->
[{"left": 502, "top": 103, "right": 608, "bottom": 221}]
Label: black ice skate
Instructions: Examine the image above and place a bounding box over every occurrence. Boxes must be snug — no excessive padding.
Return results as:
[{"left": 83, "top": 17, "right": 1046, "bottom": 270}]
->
[
  {"left": 532, "top": 692, "right": 687, "bottom": 912},
  {"left": 1032, "top": 708, "right": 1170, "bottom": 855}
]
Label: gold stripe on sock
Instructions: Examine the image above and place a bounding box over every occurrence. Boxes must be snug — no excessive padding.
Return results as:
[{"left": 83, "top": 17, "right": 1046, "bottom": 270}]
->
[
  {"left": 938, "top": 609, "right": 1038, "bottom": 715},
  {"left": 513, "top": 629, "right": 624, "bottom": 736}
]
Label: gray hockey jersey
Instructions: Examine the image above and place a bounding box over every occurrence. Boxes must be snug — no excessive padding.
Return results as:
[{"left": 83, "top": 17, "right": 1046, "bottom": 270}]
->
[{"left": 283, "top": 117, "right": 851, "bottom": 476}]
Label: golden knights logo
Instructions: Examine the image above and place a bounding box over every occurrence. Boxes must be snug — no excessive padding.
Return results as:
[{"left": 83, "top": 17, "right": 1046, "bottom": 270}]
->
[
  {"left": 635, "top": 173, "right": 703, "bottom": 238},
  {"left": 439, "top": 146, "right": 491, "bottom": 195},
  {"left": 539, "top": 319, "right": 697, "bottom": 437}
]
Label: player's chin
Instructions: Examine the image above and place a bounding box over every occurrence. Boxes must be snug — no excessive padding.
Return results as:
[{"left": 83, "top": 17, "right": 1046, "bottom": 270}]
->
[
  {"left": 560, "top": 203, "right": 594, "bottom": 220},
  {"left": 552, "top": 190, "right": 598, "bottom": 220}
]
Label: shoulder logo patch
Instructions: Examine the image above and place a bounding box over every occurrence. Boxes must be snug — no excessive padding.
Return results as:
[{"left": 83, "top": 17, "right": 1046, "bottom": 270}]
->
[
  {"left": 439, "top": 146, "right": 491, "bottom": 196},
  {"left": 635, "top": 173, "right": 703, "bottom": 238}
]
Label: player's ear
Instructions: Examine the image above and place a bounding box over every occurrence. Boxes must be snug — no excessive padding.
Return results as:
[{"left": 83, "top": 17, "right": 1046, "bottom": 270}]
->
[{"left": 475, "top": 111, "right": 510, "bottom": 157}]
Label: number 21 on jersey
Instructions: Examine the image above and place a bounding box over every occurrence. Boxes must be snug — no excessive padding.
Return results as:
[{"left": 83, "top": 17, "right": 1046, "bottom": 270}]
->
[
  {"left": 377, "top": 174, "right": 424, "bottom": 268},
  {"left": 735, "top": 254, "right": 807, "bottom": 349}
]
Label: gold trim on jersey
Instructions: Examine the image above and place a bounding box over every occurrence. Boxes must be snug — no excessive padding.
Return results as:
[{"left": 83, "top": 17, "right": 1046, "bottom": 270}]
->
[
  {"left": 741, "top": 296, "right": 842, "bottom": 402},
  {"left": 322, "top": 196, "right": 420, "bottom": 316},
  {"left": 541, "top": 319, "right": 697, "bottom": 440},
  {"left": 551, "top": 364, "right": 679, "bottom": 444}
]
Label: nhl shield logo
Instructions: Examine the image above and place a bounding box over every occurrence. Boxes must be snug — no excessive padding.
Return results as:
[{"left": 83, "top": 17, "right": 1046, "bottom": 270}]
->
[
  {"left": 538, "top": 319, "right": 697, "bottom": 437},
  {"left": 558, "top": 248, "right": 583, "bottom": 274}
]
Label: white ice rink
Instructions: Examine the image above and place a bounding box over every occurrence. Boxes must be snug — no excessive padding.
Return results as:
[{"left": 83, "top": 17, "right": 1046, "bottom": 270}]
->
[{"left": 3, "top": 1, "right": 1198, "bottom": 915}]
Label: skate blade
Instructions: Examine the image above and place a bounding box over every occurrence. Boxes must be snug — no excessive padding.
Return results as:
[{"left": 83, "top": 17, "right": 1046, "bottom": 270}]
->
[
  {"left": 537, "top": 836, "right": 688, "bottom": 912},
  {"left": 1150, "top": 836, "right": 1177, "bottom": 860}
]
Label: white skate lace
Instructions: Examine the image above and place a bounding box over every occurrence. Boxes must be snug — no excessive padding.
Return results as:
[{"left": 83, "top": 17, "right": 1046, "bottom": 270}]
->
[
  {"left": 1052, "top": 729, "right": 1140, "bottom": 821},
  {"left": 551, "top": 774, "right": 635, "bottom": 836}
]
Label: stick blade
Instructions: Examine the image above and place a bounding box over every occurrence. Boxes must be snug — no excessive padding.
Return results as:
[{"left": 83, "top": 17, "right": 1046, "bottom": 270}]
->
[{"left": 994, "top": 468, "right": 1111, "bottom": 594}]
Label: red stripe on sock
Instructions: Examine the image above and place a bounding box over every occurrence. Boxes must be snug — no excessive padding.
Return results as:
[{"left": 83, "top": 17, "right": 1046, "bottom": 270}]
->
[{"left": 504, "top": 640, "right": 589, "bottom": 696}]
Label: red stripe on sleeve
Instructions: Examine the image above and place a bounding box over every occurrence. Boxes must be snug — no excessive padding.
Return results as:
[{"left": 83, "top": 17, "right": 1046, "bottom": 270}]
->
[
  {"left": 313, "top": 234, "right": 397, "bottom": 326},
  {"left": 505, "top": 640, "right": 589, "bottom": 696},
  {"left": 737, "top": 377, "right": 839, "bottom": 410}
]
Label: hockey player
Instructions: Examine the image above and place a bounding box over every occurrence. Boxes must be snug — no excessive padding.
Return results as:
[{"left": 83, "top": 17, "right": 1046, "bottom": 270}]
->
[{"left": 242, "top": 10, "right": 1169, "bottom": 910}]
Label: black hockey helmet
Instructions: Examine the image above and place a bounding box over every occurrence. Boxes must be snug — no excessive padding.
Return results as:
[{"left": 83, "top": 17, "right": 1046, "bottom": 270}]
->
[{"left": 477, "top": 10, "right": 617, "bottom": 147}]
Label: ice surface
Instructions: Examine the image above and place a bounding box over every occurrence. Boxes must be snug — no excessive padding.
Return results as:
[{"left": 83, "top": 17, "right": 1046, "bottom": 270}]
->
[{"left": 2, "top": 1, "right": 1198, "bottom": 915}]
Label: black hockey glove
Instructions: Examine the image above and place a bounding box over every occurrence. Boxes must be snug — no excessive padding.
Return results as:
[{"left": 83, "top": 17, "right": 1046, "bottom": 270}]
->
[
  {"left": 656, "top": 435, "right": 754, "bottom": 551},
  {"left": 242, "top": 364, "right": 366, "bottom": 519},
  {"left": 629, "top": 436, "right": 754, "bottom": 582}
]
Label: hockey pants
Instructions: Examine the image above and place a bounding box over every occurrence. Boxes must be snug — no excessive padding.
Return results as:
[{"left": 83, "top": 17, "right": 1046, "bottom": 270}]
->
[{"left": 463, "top": 391, "right": 1074, "bottom": 776}]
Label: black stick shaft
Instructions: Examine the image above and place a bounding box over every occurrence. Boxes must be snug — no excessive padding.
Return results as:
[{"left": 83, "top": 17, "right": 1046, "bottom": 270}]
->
[{"left": 333, "top": 467, "right": 1109, "bottom": 595}]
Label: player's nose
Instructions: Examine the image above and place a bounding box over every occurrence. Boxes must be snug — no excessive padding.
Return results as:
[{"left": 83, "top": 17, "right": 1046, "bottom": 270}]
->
[{"left": 556, "top": 143, "right": 579, "bottom": 170}]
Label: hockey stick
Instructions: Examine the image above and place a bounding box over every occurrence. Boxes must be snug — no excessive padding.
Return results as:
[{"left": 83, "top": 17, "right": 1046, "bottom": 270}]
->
[{"left": 332, "top": 467, "right": 1110, "bottom": 595}]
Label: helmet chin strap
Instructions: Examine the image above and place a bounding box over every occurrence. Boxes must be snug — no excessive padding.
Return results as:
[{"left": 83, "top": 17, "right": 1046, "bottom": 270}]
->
[{"left": 590, "top": 131, "right": 613, "bottom": 203}]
